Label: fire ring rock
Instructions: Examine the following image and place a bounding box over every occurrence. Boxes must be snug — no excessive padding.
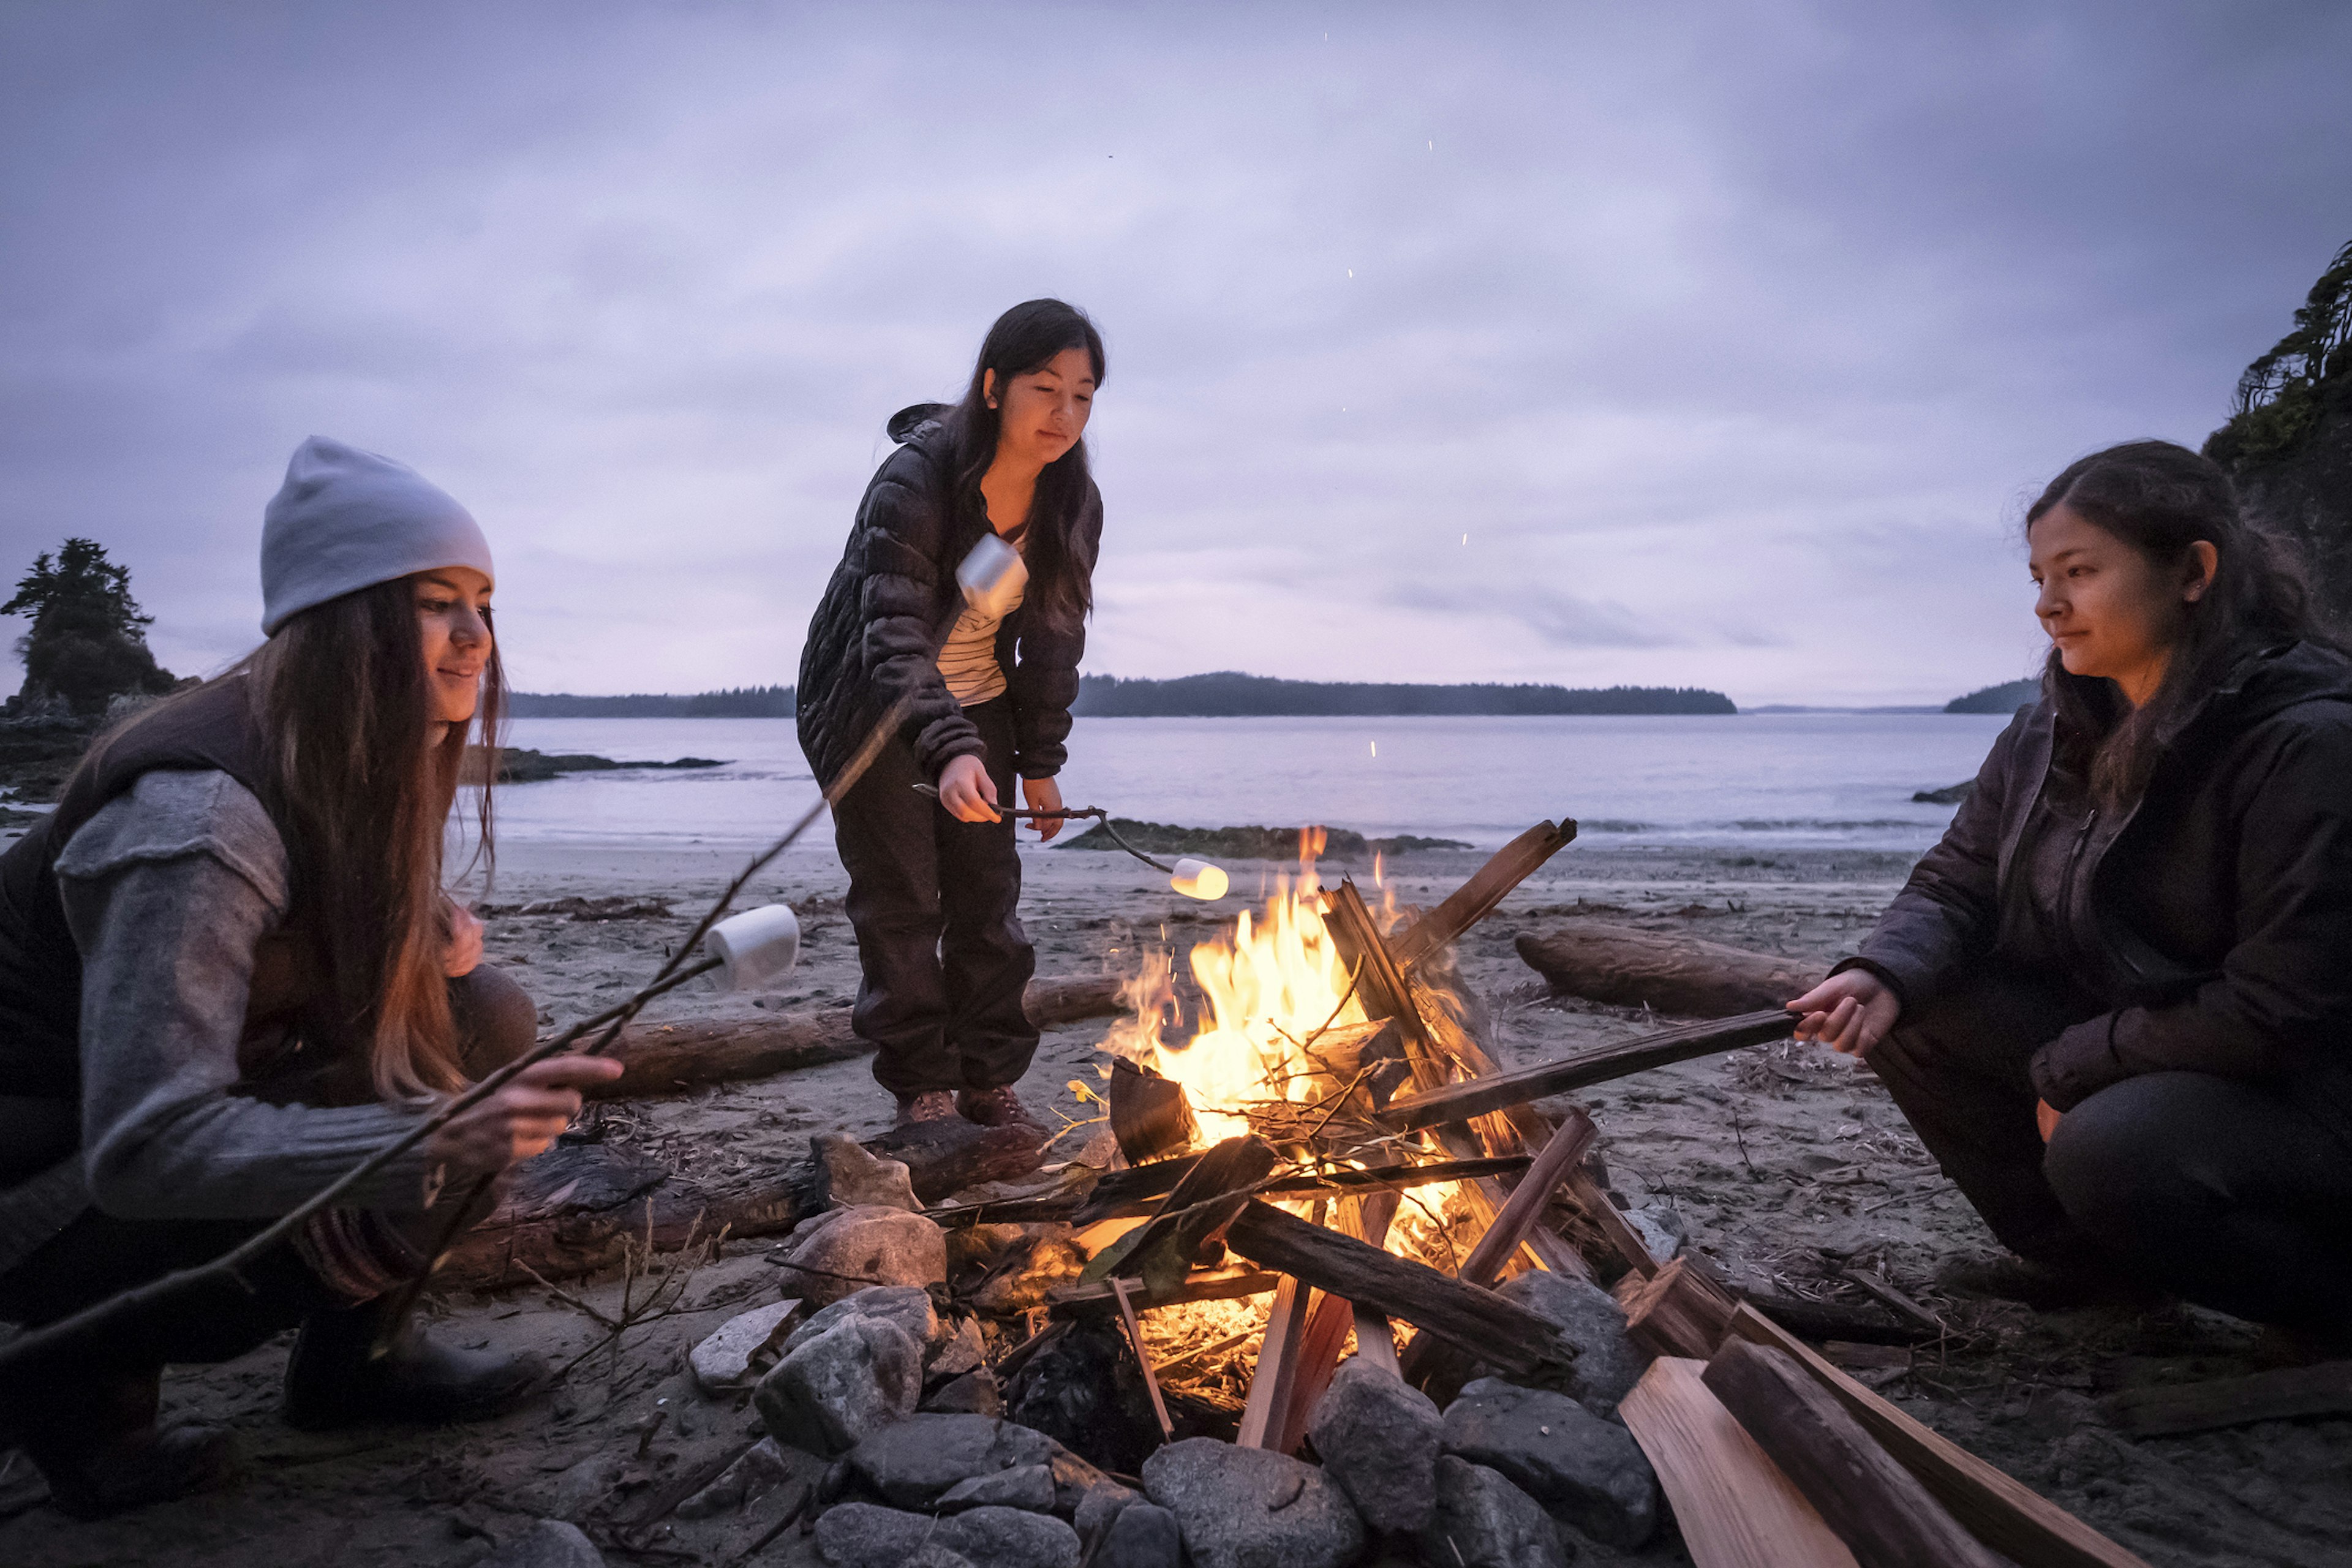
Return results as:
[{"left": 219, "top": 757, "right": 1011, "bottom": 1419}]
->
[
  {"left": 778, "top": 1285, "right": 944, "bottom": 1366},
  {"left": 775, "top": 1207, "right": 946, "bottom": 1310},
  {"left": 1141, "top": 1436, "right": 1366, "bottom": 1568},
  {"left": 1417, "top": 1456, "right": 1571, "bottom": 1568},
  {"left": 845, "top": 1412, "right": 1062, "bottom": 1510},
  {"left": 813, "top": 1502, "right": 1078, "bottom": 1568},
  {"left": 755, "top": 1315, "right": 924, "bottom": 1456},
  {"left": 1306, "top": 1355, "right": 1444, "bottom": 1534},
  {"left": 1441, "top": 1378, "right": 1657, "bottom": 1548},
  {"left": 1493, "top": 1269, "right": 1650, "bottom": 1418},
  {"left": 1098, "top": 1501, "right": 1183, "bottom": 1568}
]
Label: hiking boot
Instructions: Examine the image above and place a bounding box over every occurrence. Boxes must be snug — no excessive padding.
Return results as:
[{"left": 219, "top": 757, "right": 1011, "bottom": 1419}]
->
[
  {"left": 9, "top": 1365, "right": 237, "bottom": 1520},
  {"left": 1932, "top": 1252, "right": 2160, "bottom": 1312},
  {"left": 282, "top": 1294, "right": 545, "bottom": 1431},
  {"left": 957, "top": 1084, "right": 1042, "bottom": 1129},
  {"left": 894, "top": 1090, "right": 958, "bottom": 1126}
]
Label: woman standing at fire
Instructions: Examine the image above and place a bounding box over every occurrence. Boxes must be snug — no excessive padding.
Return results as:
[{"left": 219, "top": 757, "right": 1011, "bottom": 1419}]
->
[
  {"left": 797, "top": 300, "right": 1105, "bottom": 1129},
  {"left": 0, "top": 438, "right": 621, "bottom": 1516},
  {"left": 1789, "top": 440, "right": 2352, "bottom": 1341}
]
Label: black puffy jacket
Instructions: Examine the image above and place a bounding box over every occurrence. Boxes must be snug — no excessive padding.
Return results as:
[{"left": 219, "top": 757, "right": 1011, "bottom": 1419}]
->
[
  {"left": 1850, "top": 640, "right": 2352, "bottom": 1115},
  {"left": 796, "top": 405, "right": 1099, "bottom": 791}
]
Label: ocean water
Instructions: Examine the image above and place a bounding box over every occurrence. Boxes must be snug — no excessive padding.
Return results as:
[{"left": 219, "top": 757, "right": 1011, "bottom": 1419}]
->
[{"left": 491, "top": 712, "right": 2011, "bottom": 854}]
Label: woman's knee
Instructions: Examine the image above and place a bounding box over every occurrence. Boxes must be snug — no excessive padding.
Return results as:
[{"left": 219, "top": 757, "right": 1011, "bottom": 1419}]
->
[
  {"left": 450, "top": 963, "right": 538, "bottom": 1077},
  {"left": 2043, "top": 1072, "right": 2217, "bottom": 1224}
]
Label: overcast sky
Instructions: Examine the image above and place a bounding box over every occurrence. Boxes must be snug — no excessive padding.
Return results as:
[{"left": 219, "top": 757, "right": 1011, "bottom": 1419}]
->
[{"left": 3, "top": 2, "right": 2346, "bottom": 706}]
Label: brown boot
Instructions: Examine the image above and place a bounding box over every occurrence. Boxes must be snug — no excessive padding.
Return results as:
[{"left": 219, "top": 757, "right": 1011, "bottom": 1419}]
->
[
  {"left": 12, "top": 1365, "right": 236, "bottom": 1520},
  {"left": 282, "top": 1295, "right": 545, "bottom": 1431},
  {"left": 956, "top": 1085, "right": 1042, "bottom": 1129},
  {"left": 894, "top": 1090, "right": 957, "bottom": 1127}
]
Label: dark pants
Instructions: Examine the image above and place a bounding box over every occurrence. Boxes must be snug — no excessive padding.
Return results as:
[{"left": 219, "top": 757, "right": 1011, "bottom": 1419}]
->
[
  {"left": 0, "top": 965, "right": 537, "bottom": 1440},
  {"left": 1873, "top": 968, "right": 2352, "bottom": 1330},
  {"left": 832, "top": 698, "right": 1038, "bottom": 1096}
]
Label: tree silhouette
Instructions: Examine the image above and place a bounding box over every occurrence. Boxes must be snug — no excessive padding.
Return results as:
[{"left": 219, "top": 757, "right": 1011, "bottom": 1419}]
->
[{"left": 6, "top": 538, "right": 177, "bottom": 718}]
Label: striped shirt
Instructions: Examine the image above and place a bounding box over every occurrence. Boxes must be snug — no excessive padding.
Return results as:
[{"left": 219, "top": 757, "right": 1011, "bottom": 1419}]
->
[{"left": 938, "top": 529, "right": 1025, "bottom": 706}]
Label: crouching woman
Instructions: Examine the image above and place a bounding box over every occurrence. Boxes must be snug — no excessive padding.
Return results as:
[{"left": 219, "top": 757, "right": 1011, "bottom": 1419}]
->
[
  {"left": 0, "top": 437, "right": 619, "bottom": 1517},
  {"left": 1790, "top": 440, "right": 2352, "bottom": 1338}
]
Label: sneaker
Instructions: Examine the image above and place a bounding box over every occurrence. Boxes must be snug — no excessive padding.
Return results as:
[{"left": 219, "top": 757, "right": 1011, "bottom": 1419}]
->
[
  {"left": 894, "top": 1090, "right": 958, "bottom": 1127},
  {"left": 1932, "top": 1252, "right": 2160, "bottom": 1311},
  {"left": 956, "top": 1084, "right": 1042, "bottom": 1129}
]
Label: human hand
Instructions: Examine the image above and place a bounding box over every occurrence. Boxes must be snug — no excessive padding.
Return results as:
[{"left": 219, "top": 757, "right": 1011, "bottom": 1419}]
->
[
  {"left": 2037, "top": 1099, "right": 2062, "bottom": 1143},
  {"left": 1023, "top": 775, "right": 1065, "bottom": 841},
  {"left": 1788, "top": 968, "right": 1901, "bottom": 1058},
  {"left": 426, "top": 1055, "right": 624, "bottom": 1179},
  {"left": 443, "top": 901, "right": 484, "bottom": 978},
  {"left": 937, "top": 755, "right": 1000, "bottom": 823}
]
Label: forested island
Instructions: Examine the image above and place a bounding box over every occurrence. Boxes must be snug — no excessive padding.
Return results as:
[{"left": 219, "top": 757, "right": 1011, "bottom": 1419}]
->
[
  {"left": 508, "top": 685, "right": 794, "bottom": 718},
  {"left": 1943, "top": 678, "right": 2040, "bottom": 714}
]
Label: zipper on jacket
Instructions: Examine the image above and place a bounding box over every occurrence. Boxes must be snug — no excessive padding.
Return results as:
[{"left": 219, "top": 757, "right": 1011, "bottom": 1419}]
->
[{"left": 2058, "top": 808, "right": 2097, "bottom": 971}]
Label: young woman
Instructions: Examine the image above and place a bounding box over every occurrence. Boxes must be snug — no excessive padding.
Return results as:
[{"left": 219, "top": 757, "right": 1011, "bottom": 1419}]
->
[
  {"left": 798, "top": 300, "right": 1105, "bottom": 1128},
  {"left": 1790, "top": 440, "right": 2352, "bottom": 1337},
  {"left": 0, "top": 437, "right": 620, "bottom": 1517}
]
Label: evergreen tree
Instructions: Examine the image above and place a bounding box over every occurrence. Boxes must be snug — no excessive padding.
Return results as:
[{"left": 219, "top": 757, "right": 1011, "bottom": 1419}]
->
[{"left": 5, "top": 538, "right": 177, "bottom": 718}]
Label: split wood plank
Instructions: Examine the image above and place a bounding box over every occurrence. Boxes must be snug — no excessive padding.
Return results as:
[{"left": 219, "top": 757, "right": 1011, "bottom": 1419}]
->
[
  {"left": 1222, "top": 1199, "right": 1564, "bottom": 1377},
  {"left": 1615, "top": 1257, "right": 1740, "bottom": 1360},
  {"left": 1515, "top": 921, "right": 1815, "bottom": 1017},
  {"left": 594, "top": 974, "right": 1124, "bottom": 1099},
  {"left": 1107, "top": 1277, "right": 1174, "bottom": 1441},
  {"left": 2101, "top": 1360, "right": 2352, "bottom": 1437},
  {"left": 1704, "top": 1338, "right": 2008, "bottom": 1568},
  {"left": 1618, "top": 1357, "right": 1860, "bottom": 1568},
  {"left": 1389, "top": 817, "right": 1579, "bottom": 968},
  {"left": 1272, "top": 1190, "right": 1403, "bottom": 1453},
  {"left": 1237, "top": 1269, "right": 1317, "bottom": 1448},
  {"left": 1376, "top": 1009, "right": 1801, "bottom": 1133},
  {"left": 1722, "top": 1305, "right": 2152, "bottom": 1568}
]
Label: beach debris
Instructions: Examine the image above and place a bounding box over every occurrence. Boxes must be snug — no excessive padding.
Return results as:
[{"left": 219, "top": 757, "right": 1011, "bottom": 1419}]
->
[
  {"left": 480, "top": 894, "right": 677, "bottom": 921},
  {"left": 1442, "top": 1377, "right": 1660, "bottom": 1548},
  {"left": 688, "top": 1298, "right": 804, "bottom": 1395},
  {"left": 2101, "top": 1358, "right": 2352, "bottom": 1436}
]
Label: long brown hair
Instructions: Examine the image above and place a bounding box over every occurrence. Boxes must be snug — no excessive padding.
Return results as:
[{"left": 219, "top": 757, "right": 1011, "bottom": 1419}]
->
[
  {"left": 942, "top": 298, "right": 1106, "bottom": 633},
  {"left": 2030, "top": 440, "right": 2328, "bottom": 807}
]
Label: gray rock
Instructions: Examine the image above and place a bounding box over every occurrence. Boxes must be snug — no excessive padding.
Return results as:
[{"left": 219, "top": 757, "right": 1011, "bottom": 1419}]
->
[
  {"left": 1624, "top": 1205, "right": 1684, "bottom": 1262},
  {"left": 756, "top": 1316, "right": 924, "bottom": 1456},
  {"left": 778, "top": 1206, "right": 948, "bottom": 1308},
  {"left": 814, "top": 1134, "right": 921, "bottom": 1212},
  {"left": 1419, "top": 1457, "right": 1570, "bottom": 1568},
  {"left": 937, "top": 1463, "right": 1058, "bottom": 1513},
  {"left": 846, "top": 1413, "right": 1061, "bottom": 1510},
  {"left": 1142, "top": 1436, "right": 1366, "bottom": 1568},
  {"left": 922, "top": 1368, "right": 1005, "bottom": 1417},
  {"left": 548, "top": 1452, "right": 624, "bottom": 1522},
  {"left": 930, "top": 1314, "right": 987, "bottom": 1377},
  {"left": 1048, "top": 1449, "right": 1121, "bottom": 1515},
  {"left": 1098, "top": 1501, "right": 1182, "bottom": 1568},
  {"left": 815, "top": 1502, "right": 938, "bottom": 1568},
  {"left": 481, "top": 1519, "right": 605, "bottom": 1568},
  {"left": 780, "top": 1284, "right": 943, "bottom": 1363},
  {"left": 676, "top": 1436, "right": 795, "bottom": 1520},
  {"left": 938, "top": 1505, "right": 1082, "bottom": 1568},
  {"left": 1442, "top": 1379, "right": 1656, "bottom": 1548},
  {"left": 1306, "top": 1355, "right": 1442, "bottom": 1534},
  {"left": 1072, "top": 1480, "right": 1142, "bottom": 1548},
  {"left": 689, "top": 1298, "right": 804, "bottom": 1395},
  {"left": 1493, "top": 1271, "right": 1649, "bottom": 1417}
]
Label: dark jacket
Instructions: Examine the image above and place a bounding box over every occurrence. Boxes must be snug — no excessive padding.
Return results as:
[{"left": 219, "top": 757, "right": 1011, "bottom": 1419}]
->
[
  {"left": 796, "top": 405, "right": 1099, "bottom": 790},
  {"left": 1851, "top": 640, "right": 2352, "bottom": 1112}
]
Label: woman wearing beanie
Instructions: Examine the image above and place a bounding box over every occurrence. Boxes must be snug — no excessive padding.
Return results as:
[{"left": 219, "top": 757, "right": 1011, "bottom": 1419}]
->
[
  {"left": 0, "top": 437, "right": 620, "bottom": 1517},
  {"left": 797, "top": 300, "right": 1104, "bottom": 1129}
]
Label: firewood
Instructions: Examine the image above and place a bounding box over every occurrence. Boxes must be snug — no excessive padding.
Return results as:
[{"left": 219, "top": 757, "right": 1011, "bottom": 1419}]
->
[
  {"left": 1001, "top": 1154, "right": 1533, "bottom": 1229},
  {"left": 1273, "top": 1190, "right": 1401, "bottom": 1452},
  {"left": 1614, "top": 1257, "right": 1739, "bottom": 1359},
  {"left": 1047, "top": 1264, "right": 1284, "bottom": 1311},
  {"left": 1375, "top": 1009, "right": 1800, "bottom": 1132},
  {"left": 2101, "top": 1360, "right": 2352, "bottom": 1437},
  {"left": 1237, "top": 1267, "right": 1317, "bottom": 1447},
  {"left": 1107, "top": 1277, "right": 1174, "bottom": 1440},
  {"left": 1389, "top": 818, "right": 1578, "bottom": 968},
  {"left": 1107, "top": 1056, "right": 1199, "bottom": 1163},
  {"left": 1516, "top": 921, "right": 1819, "bottom": 1017},
  {"left": 1703, "top": 1339, "right": 2010, "bottom": 1568},
  {"left": 1733, "top": 1291, "right": 1937, "bottom": 1347},
  {"left": 1222, "top": 1199, "right": 1564, "bottom": 1377},
  {"left": 1087, "top": 1135, "right": 1282, "bottom": 1298},
  {"left": 1722, "top": 1305, "right": 2152, "bottom": 1568},
  {"left": 864, "top": 1116, "right": 1050, "bottom": 1204},
  {"left": 1618, "top": 1357, "right": 1861, "bottom": 1568},
  {"left": 1567, "top": 1164, "right": 1660, "bottom": 1278},
  {"left": 592, "top": 974, "right": 1125, "bottom": 1099}
]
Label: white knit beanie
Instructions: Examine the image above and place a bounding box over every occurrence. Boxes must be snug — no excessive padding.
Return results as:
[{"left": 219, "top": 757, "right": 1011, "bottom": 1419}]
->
[{"left": 260, "top": 436, "right": 495, "bottom": 635}]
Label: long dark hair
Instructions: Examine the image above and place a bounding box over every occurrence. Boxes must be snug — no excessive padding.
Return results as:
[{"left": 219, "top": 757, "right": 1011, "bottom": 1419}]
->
[
  {"left": 2030, "top": 439, "right": 2324, "bottom": 806},
  {"left": 942, "top": 298, "right": 1106, "bottom": 631},
  {"left": 90, "top": 576, "right": 505, "bottom": 1098}
]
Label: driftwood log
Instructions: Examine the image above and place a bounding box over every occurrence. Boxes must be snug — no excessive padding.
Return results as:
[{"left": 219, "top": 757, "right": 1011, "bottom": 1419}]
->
[
  {"left": 1619, "top": 1357, "right": 1861, "bottom": 1568},
  {"left": 436, "top": 1141, "right": 803, "bottom": 1292},
  {"left": 2101, "top": 1360, "right": 2352, "bottom": 1437},
  {"left": 865, "top": 1116, "right": 1051, "bottom": 1204},
  {"left": 591, "top": 974, "right": 1125, "bottom": 1099},
  {"left": 1722, "top": 1305, "right": 2152, "bottom": 1568},
  {"left": 1516, "top": 919, "right": 1819, "bottom": 1016},
  {"left": 1222, "top": 1199, "right": 1564, "bottom": 1378},
  {"left": 1704, "top": 1338, "right": 2010, "bottom": 1568}
]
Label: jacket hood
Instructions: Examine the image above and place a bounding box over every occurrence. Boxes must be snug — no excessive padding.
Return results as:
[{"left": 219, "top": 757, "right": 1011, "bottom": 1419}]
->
[
  {"left": 2167, "top": 638, "right": 2352, "bottom": 745},
  {"left": 886, "top": 402, "right": 951, "bottom": 445}
]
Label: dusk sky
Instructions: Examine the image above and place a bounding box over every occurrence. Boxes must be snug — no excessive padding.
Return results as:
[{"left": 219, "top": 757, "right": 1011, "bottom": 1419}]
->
[{"left": 4, "top": 2, "right": 2347, "bottom": 706}]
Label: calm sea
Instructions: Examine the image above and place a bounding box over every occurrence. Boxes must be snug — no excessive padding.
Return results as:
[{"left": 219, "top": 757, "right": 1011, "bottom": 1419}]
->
[{"left": 493, "top": 713, "right": 2011, "bottom": 854}]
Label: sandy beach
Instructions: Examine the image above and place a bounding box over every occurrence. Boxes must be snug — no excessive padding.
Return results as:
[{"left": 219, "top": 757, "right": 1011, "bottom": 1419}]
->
[{"left": 4, "top": 835, "right": 2347, "bottom": 1567}]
